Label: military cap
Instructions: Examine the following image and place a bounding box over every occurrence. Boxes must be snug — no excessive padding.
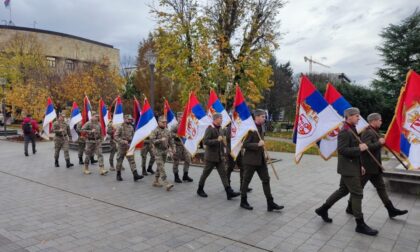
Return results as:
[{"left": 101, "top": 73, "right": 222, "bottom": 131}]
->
[
  {"left": 367, "top": 113, "right": 381, "bottom": 122},
  {"left": 124, "top": 114, "right": 133, "bottom": 120},
  {"left": 254, "top": 109, "right": 266, "bottom": 117},
  {"left": 158, "top": 115, "right": 167, "bottom": 122},
  {"left": 212, "top": 113, "right": 222, "bottom": 120},
  {"left": 344, "top": 107, "right": 360, "bottom": 118}
]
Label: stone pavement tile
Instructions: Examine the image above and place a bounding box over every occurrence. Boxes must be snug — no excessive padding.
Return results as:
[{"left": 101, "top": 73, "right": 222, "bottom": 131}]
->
[
  {"left": 273, "top": 241, "right": 301, "bottom": 252},
  {"left": 319, "top": 245, "right": 343, "bottom": 252},
  {"left": 369, "top": 236, "right": 395, "bottom": 252},
  {"left": 392, "top": 244, "right": 417, "bottom": 252}
]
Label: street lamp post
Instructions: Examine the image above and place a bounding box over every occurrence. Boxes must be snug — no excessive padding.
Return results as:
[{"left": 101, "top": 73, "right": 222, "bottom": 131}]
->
[
  {"left": 145, "top": 50, "right": 157, "bottom": 109},
  {"left": 0, "top": 78, "right": 7, "bottom": 133}
]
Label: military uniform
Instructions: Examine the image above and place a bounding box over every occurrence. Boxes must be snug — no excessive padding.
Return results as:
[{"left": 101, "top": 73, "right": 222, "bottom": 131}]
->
[
  {"left": 53, "top": 119, "right": 74, "bottom": 168},
  {"left": 107, "top": 122, "right": 117, "bottom": 171},
  {"left": 196, "top": 121, "right": 240, "bottom": 199},
  {"left": 150, "top": 119, "right": 175, "bottom": 191},
  {"left": 114, "top": 116, "right": 143, "bottom": 181},
  {"left": 171, "top": 124, "right": 193, "bottom": 183},
  {"left": 141, "top": 137, "right": 155, "bottom": 175},
  {"left": 81, "top": 117, "right": 108, "bottom": 175},
  {"left": 76, "top": 122, "right": 86, "bottom": 164}
]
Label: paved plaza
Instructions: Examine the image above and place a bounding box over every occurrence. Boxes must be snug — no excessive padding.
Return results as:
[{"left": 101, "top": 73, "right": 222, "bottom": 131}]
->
[{"left": 0, "top": 139, "right": 419, "bottom": 252}]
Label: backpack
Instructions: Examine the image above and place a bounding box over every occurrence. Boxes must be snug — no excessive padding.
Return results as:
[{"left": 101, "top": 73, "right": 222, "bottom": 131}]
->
[{"left": 23, "top": 122, "right": 33, "bottom": 134}]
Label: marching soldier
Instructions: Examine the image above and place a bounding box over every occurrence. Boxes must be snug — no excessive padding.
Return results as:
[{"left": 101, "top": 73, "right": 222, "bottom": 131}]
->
[
  {"left": 53, "top": 113, "right": 74, "bottom": 168},
  {"left": 150, "top": 116, "right": 175, "bottom": 191},
  {"left": 114, "top": 115, "right": 144, "bottom": 182},
  {"left": 315, "top": 107, "right": 378, "bottom": 236},
  {"left": 81, "top": 112, "right": 108, "bottom": 175},
  {"left": 345, "top": 113, "right": 408, "bottom": 218},
  {"left": 107, "top": 119, "right": 116, "bottom": 171},
  {"left": 172, "top": 112, "right": 193, "bottom": 183},
  {"left": 141, "top": 137, "right": 155, "bottom": 175},
  {"left": 196, "top": 113, "right": 240, "bottom": 200},
  {"left": 240, "top": 109, "right": 282, "bottom": 211}
]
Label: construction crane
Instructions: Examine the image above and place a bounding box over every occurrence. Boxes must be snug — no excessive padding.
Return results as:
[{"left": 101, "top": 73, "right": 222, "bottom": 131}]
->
[{"left": 304, "top": 56, "right": 330, "bottom": 74}]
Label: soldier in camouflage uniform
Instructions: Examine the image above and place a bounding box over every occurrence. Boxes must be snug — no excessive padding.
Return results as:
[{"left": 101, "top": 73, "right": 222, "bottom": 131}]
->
[
  {"left": 107, "top": 119, "right": 116, "bottom": 171},
  {"left": 141, "top": 137, "right": 155, "bottom": 175},
  {"left": 81, "top": 112, "right": 108, "bottom": 175},
  {"left": 114, "top": 115, "right": 144, "bottom": 182},
  {"left": 150, "top": 116, "right": 175, "bottom": 191},
  {"left": 171, "top": 112, "right": 193, "bottom": 183},
  {"left": 53, "top": 113, "right": 74, "bottom": 168}
]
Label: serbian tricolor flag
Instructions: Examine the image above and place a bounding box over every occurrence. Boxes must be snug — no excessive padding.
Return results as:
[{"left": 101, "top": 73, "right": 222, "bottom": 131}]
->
[
  {"left": 82, "top": 95, "right": 92, "bottom": 125},
  {"left": 230, "top": 85, "right": 257, "bottom": 159},
  {"left": 178, "top": 92, "right": 212, "bottom": 156},
  {"left": 127, "top": 98, "right": 158, "bottom": 155},
  {"left": 385, "top": 70, "right": 420, "bottom": 170},
  {"left": 113, "top": 96, "right": 124, "bottom": 126},
  {"left": 69, "top": 101, "right": 82, "bottom": 142},
  {"left": 318, "top": 83, "right": 368, "bottom": 160},
  {"left": 41, "top": 97, "right": 57, "bottom": 140},
  {"left": 164, "top": 99, "right": 177, "bottom": 130},
  {"left": 133, "top": 97, "right": 143, "bottom": 149},
  {"left": 293, "top": 76, "right": 343, "bottom": 163},
  {"left": 207, "top": 89, "right": 231, "bottom": 129},
  {"left": 99, "top": 98, "right": 109, "bottom": 138}
]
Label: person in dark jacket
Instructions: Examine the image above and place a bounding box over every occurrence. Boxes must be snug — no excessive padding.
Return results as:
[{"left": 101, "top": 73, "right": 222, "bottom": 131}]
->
[
  {"left": 240, "top": 109, "right": 283, "bottom": 212},
  {"left": 21, "top": 114, "right": 39, "bottom": 156},
  {"left": 315, "top": 107, "right": 378, "bottom": 236},
  {"left": 345, "top": 113, "right": 408, "bottom": 218},
  {"left": 197, "top": 113, "right": 240, "bottom": 200}
]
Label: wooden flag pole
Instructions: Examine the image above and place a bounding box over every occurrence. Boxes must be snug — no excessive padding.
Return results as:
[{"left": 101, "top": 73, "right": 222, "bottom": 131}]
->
[
  {"left": 348, "top": 129, "right": 386, "bottom": 171},
  {"left": 255, "top": 130, "right": 280, "bottom": 180}
]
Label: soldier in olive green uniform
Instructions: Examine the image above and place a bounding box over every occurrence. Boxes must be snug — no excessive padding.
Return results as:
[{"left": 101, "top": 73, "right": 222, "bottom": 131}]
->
[
  {"left": 53, "top": 113, "right": 74, "bottom": 168},
  {"left": 172, "top": 112, "right": 193, "bottom": 183},
  {"left": 81, "top": 112, "right": 108, "bottom": 175},
  {"left": 114, "top": 115, "right": 144, "bottom": 182},
  {"left": 141, "top": 137, "right": 155, "bottom": 175},
  {"left": 240, "top": 109, "right": 282, "bottom": 211},
  {"left": 150, "top": 116, "right": 175, "bottom": 191},
  {"left": 107, "top": 119, "right": 117, "bottom": 171},
  {"left": 345, "top": 113, "right": 407, "bottom": 218},
  {"left": 196, "top": 113, "right": 240, "bottom": 200},
  {"left": 315, "top": 107, "right": 378, "bottom": 236}
]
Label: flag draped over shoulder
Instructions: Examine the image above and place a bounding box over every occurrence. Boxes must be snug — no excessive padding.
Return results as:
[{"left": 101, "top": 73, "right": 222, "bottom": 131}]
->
[
  {"left": 319, "top": 83, "right": 369, "bottom": 160},
  {"left": 207, "top": 89, "right": 231, "bottom": 129},
  {"left": 230, "top": 85, "right": 257, "bottom": 159},
  {"left": 177, "top": 92, "right": 212, "bottom": 156},
  {"left": 69, "top": 101, "right": 82, "bottom": 142},
  {"left": 127, "top": 98, "right": 157, "bottom": 155},
  {"left": 99, "top": 98, "right": 109, "bottom": 138},
  {"left": 41, "top": 97, "right": 57, "bottom": 139},
  {"left": 293, "top": 76, "right": 343, "bottom": 163},
  {"left": 385, "top": 70, "right": 420, "bottom": 170},
  {"left": 113, "top": 96, "right": 124, "bottom": 126},
  {"left": 164, "top": 99, "right": 177, "bottom": 130}
]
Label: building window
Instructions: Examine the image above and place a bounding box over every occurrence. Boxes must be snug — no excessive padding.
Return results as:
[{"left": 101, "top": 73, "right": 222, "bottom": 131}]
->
[
  {"left": 65, "top": 59, "right": 75, "bottom": 70},
  {"left": 46, "top": 57, "right": 56, "bottom": 68}
]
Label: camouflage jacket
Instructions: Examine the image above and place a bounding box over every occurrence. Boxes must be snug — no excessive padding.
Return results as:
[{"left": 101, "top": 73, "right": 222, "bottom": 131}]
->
[
  {"left": 53, "top": 121, "right": 70, "bottom": 138},
  {"left": 106, "top": 123, "right": 115, "bottom": 139},
  {"left": 114, "top": 123, "right": 134, "bottom": 147},
  {"left": 171, "top": 125, "right": 183, "bottom": 146},
  {"left": 150, "top": 126, "right": 175, "bottom": 151},
  {"left": 81, "top": 121, "right": 102, "bottom": 141}
]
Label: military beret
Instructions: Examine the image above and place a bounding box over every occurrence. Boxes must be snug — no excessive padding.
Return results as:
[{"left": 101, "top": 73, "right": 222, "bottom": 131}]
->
[
  {"left": 158, "top": 115, "right": 167, "bottom": 122},
  {"left": 367, "top": 113, "right": 381, "bottom": 122},
  {"left": 344, "top": 107, "right": 360, "bottom": 118},
  {"left": 212, "top": 113, "right": 222, "bottom": 120}
]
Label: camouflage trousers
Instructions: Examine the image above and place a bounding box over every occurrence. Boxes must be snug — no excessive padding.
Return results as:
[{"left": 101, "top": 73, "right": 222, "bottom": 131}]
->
[
  {"left": 78, "top": 138, "right": 86, "bottom": 159},
  {"left": 155, "top": 151, "right": 168, "bottom": 181},
  {"left": 172, "top": 144, "right": 191, "bottom": 174},
  {"left": 141, "top": 144, "right": 155, "bottom": 169},
  {"left": 109, "top": 139, "right": 117, "bottom": 167},
  {"left": 84, "top": 140, "right": 104, "bottom": 167},
  {"left": 54, "top": 137, "right": 70, "bottom": 160},
  {"left": 116, "top": 145, "right": 136, "bottom": 172}
]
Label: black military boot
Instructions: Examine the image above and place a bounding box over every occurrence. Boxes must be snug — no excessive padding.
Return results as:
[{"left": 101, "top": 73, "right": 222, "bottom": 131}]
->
[
  {"left": 267, "top": 197, "right": 284, "bottom": 212},
  {"left": 116, "top": 171, "right": 123, "bottom": 181},
  {"left": 240, "top": 196, "right": 253, "bottom": 210},
  {"left": 355, "top": 218, "right": 378, "bottom": 236},
  {"left": 315, "top": 204, "right": 333, "bottom": 223},
  {"left": 174, "top": 173, "right": 182, "bottom": 183},
  {"left": 346, "top": 201, "right": 353, "bottom": 215},
  {"left": 146, "top": 164, "right": 155, "bottom": 174},
  {"left": 183, "top": 172, "right": 193, "bottom": 182},
  {"left": 385, "top": 202, "right": 408, "bottom": 218},
  {"left": 142, "top": 167, "right": 148, "bottom": 176},
  {"left": 132, "top": 170, "right": 144, "bottom": 182},
  {"left": 197, "top": 185, "right": 208, "bottom": 198},
  {"left": 90, "top": 157, "right": 98, "bottom": 164},
  {"left": 79, "top": 156, "right": 84, "bottom": 165},
  {"left": 55, "top": 159, "right": 59, "bottom": 167},
  {"left": 225, "top": 186, "right": 240, "bottom": 200},
  {"left": 65, "top": 159, "right": 74, "bottom": 168}
]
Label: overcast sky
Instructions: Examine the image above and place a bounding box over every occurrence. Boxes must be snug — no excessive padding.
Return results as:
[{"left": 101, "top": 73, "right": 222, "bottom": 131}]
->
[{"left": 1, "top": 0, "right": 418, "bottom": 85}]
